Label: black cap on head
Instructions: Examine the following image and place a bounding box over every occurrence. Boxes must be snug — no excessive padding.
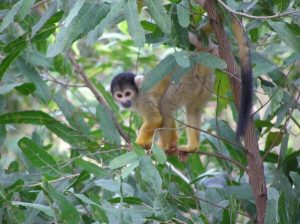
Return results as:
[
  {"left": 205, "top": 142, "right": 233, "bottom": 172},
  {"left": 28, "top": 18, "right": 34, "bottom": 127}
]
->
[{"left": 110, "top": 72, "right": 138, "bottom": 94}]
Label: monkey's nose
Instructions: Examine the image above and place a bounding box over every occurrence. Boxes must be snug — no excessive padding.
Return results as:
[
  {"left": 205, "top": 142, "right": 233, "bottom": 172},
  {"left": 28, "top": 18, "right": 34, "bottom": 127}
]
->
[{"left": 121, "top": 101, "right": 132, "bottom": 108}]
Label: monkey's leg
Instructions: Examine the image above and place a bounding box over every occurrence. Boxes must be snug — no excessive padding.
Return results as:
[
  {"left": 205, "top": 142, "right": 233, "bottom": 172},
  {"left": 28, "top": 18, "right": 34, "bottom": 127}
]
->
[
  {"left": 135, "top": 113, "right": 163, "bottom": 149},
  {"left": 158, "top": 116, "right": 177, "bottom": 152},
  {"left": 178, "top": 106, "right": 201, "bottom": 153}
]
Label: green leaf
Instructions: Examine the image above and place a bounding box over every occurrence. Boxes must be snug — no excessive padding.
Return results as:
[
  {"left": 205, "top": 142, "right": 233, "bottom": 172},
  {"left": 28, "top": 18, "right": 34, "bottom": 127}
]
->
[
  {"left": 53, "top": 55, "right": 72, "bottom": 75},
  {"left": 47, "top": 2, "right": 110, "bottom": 57},
  {"left": 31, "top": 1, "right": 57, "bottom": 37},
  {"left": 264, "top": 132, "right": 283, "bottom": 151},
  {"left": 109, "top": 151, "right": 139, "bottom": 169},
  {"left": 268, "top": 21, "right": 300, "bottom": 55},
  {"left": 87, "top": 0, "right": 126, "bottom": 45},
  {"left": 43, "top": 182, "right": 81, "bottom": 224},
  {"left": 64, "top": 0, "right": 85, "bottom": 27},
  {"left": 73, "top": 193, "right": 102, "bottom": 208},
  {"left": 0, "top": 111, "right": 97, "bottom": 150},
  {"left": 11, "top": 201, "right": 55, "bottom": 218},
  {"left": 54, "top": 92, "right": 90, "bottom": 135},
  {"left": 124, "top": 0, "right": 145, "bottom": 47},
  {"left": 144, "top": 0, "right": 171, "bottom": 34},
  {"left": 18, "top": 137, "right": 59, "bottom": 175},
  {"left": 194, "top": 52, "right": 227, "bottom": 69},
  {"left": 0, "top": 51, "right": 21, "bottom": 81},
  {"left": 177, "top": 0, "right": 190, "bottom": 28},
  {"left": 153, "top": 193, "right": 174, "bottom": 220},
  {"left": 0, "top": 83, "right": 23, "bottom": 95},
  {"left": 96, "top": 104, "right": 120, "bottom": 145},
  {"left": 214, "top": 70, "right": 230, "bottom": 115},
  {"left": 141, "top": 54, "right": 177, "bottom": 92},
  {"left": 139, "top": 156, "right": 162, "bottom": 193},
  {"left": 278, "top": 193, "right": 289, "bottom": 224},
  {"left": 108, "top": 196, "right": 143, "bottom": 205},
  {"left": 174, "top": 51, "right": 190, "bottom": 68},
  {"left": 0, "top": 1, "right": 21, "bottom": 32},
  {"left": 265, "top": 199, "right": 278, "bottom": 224},
  {"left": 152, "top": 144, "right": 167, "bottom": 164},
  {"left": 74, "top": 159, "right": 108, "bottom": 177},
  {"left": 18, "top": 0, "right": 36, "bottom": 19},
  {"left": 16, "top": 60, "right": 52, "bottom": 104},
  {"left": 15, "top": 82, "right": 36, "bottom": 95},
  {"left": 94, "top": 179, "right": 134, "bottom": 196}
]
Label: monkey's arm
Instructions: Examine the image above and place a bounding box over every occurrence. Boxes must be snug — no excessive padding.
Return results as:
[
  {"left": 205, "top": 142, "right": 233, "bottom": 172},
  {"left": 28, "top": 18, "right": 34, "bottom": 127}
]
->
[{"left": 135, "top": 111, "right": 163, "bottom": 149}]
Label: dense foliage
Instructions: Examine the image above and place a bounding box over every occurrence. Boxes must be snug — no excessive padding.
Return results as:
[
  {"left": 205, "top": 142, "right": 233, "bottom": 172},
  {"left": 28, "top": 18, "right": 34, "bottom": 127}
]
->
[{"left": 0, "top": 0, "right": 300, "bottom": 223}]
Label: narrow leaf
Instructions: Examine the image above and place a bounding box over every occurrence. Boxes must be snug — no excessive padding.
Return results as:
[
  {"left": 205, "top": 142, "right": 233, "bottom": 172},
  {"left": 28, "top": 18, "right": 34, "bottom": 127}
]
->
[
  {"left": 268, "top": 21, "right": 300, "bottom": 55},
  {"left": 87, "top": 0, "right": 126, "bottom": 45},
  {"left": 177, "top": 0, "right": 190, "bottom": 28},
  {"left": 18, "top": 0, "right": 36, "bottom": 19},
  {"left": 109, "top": 151, "right": 139, "bottom": 169},
  {"left": 141, "top": 54, "right": 177, "bottom": 92},
  {"left": 74, "top": 159, "right": 108, "bottom": 177},
  {"left": 0, "top": 111, "right": 97, "bottom": 150},
  {"left": 47, "top": 2, "right": 109, "bottom": 57},
  {"left": 54, "top": 92, "right": 90, "bottom": 135},
  {"left": 139, "top": 156, "right": 162, "bottom": 193},
  {"left": 31, "top": 1, "right": 57, "bottom": 37},
  {"left": 16, "top": 60, "right": 51, "bottom": 104},
  {"left": 64, "top": 0, "right": 86, "bottom": 27},
  {"left": 124, "top": 0, "right": 145, "bottom": 47},
  {"left": 12, "top": 201, "right": 55, "bottom": 218},
  {"left": 174, "top": 51, "right": 190, "bottom": 68},
  {"left": 194, "top": 52, "right": 227, "bottom": 69},
  {"left": 0, "top": 51, "right": 21, "bottom": 81},
  {"left": 0, "top": 1, "right": 21, "bottom": 32},
  {"left": 18, "top": 137, "right": 59, "bottom": 175},
  {"left": 152, "top": 145, "right": 167, "bottom": 164},
  {"left": 144, "top": 0, "right": 171, "bottom": 34},
  {"left": 43, "top": 182, "right": 81, "bottom": 224},
  {"left": 96, "top": 104, "right": 120, "bottom": 145}
]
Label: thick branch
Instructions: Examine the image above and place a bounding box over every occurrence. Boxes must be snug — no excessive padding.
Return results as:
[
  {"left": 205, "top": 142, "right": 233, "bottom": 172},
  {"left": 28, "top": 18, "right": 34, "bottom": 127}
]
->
[
  {"left": 68, "top": 52, "right": 131, "bottom": 145},
  {"left": 200, "top": 1, "right": 267, "bottom": 223}
]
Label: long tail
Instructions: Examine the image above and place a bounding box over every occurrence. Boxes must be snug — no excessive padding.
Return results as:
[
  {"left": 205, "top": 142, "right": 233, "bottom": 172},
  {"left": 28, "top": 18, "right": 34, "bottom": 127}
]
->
[{"left": 231, "top": 15, "right": 253, "bottom": 140}]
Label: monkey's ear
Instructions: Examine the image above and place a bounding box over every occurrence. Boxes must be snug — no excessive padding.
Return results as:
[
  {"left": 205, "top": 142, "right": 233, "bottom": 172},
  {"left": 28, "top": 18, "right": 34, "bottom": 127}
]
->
[{"left": 134, "top": 75, "right": 144, "bottom": 88}]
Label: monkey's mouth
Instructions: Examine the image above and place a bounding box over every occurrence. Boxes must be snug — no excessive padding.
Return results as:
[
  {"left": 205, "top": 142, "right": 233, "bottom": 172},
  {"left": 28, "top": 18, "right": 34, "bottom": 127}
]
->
[{"left": 121, "top": 101, "right": 132, "bottom": 108}]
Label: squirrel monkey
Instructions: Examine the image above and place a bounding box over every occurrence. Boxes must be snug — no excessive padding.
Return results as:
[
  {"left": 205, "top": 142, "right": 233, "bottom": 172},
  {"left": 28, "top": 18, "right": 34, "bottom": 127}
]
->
[{"left": 111, "top": 17, "right": 252, "bottom": 154}]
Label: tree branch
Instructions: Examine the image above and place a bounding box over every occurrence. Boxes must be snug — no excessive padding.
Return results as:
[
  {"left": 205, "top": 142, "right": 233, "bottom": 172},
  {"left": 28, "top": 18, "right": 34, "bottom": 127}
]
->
[
  {"left": 68, "top": 52, "right": 131, "bottom": 145},
  {"left": 199, "top": 1, "right": 267, "bottom": 223}
]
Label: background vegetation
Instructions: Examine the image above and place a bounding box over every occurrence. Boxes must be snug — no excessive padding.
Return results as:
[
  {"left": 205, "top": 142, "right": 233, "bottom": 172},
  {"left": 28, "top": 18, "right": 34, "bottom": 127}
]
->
[{"left": 0, "top": 0, "right": 300, "bottom": 223}]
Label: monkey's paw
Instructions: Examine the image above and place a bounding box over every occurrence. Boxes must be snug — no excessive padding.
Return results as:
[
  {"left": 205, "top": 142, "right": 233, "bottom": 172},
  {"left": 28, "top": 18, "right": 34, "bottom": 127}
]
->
[{"left": 177, "top": 145, "right": 198, "bottom": 153}]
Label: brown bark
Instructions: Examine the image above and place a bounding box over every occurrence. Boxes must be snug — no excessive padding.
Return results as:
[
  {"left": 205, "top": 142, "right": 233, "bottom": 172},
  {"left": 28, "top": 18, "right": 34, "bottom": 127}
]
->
[{"left": 201, "top": 1, "right": 267, "bottom": 223}]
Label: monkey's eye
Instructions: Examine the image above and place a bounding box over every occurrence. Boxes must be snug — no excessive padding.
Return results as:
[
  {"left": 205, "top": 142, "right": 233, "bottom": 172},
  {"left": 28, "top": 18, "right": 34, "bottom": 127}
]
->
[
  {"left": 116, "top": 93, "right": 123, "bottom": 98},
  {"left": 125, "top": 91, "right": 131, "bottom": 97}
]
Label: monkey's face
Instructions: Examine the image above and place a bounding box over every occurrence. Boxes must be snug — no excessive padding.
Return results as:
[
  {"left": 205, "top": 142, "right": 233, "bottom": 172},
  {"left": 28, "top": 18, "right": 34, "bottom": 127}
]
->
[
  {"left": 112, "top": 87, "right": 137, "bottom": 108},
  {"left": 111, "top": 72, "right": 141, "bottom": 109}
]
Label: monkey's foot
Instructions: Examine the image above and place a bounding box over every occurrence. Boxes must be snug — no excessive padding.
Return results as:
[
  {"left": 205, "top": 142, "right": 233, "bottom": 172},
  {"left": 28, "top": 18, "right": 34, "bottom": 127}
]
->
[
  {"left": 135, "top": 139, "right": 152, "bottom": 150},
  {"left": 177, "top": 144, "right": 198, "bottom": 153}
]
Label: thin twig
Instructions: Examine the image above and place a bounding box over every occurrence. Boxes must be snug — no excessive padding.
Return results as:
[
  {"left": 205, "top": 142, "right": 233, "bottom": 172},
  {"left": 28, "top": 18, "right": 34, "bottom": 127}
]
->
[
  {"left": 26, "top": 173, "right": 80, "bottom": 187},
  {"left": 217, "top": 0, "right": 300, "bottom": 19},
  {"left": 193, "top": 150, "right": 246, "bottom": 170},
  {"left": 68, "top": 52, "right": 131, "bottom": 144}
]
